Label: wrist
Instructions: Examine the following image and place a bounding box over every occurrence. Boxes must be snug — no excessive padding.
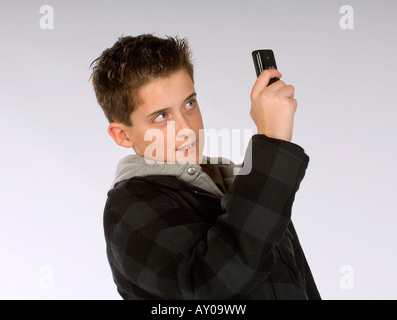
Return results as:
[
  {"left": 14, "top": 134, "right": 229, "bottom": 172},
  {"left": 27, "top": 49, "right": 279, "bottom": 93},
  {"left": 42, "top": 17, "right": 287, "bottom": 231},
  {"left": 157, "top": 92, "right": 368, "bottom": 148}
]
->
[{"left": 257, "top": 130, "right": 292, "bottom": 142}]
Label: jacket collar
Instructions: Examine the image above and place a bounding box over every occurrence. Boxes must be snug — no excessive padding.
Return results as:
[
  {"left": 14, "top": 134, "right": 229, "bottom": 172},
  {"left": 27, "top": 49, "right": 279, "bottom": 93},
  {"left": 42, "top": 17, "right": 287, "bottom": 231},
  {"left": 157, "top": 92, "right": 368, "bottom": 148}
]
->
[{"left": 111, "top": 154, "right": 238, "bottom": 197}]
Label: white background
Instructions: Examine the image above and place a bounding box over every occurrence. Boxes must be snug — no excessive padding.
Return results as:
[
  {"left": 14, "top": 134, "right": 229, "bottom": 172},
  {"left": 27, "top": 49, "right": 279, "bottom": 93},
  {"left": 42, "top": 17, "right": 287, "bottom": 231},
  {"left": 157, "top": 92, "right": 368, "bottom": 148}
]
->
[{"left": 1, "top": 0, "right": 396, "bottom": 300}]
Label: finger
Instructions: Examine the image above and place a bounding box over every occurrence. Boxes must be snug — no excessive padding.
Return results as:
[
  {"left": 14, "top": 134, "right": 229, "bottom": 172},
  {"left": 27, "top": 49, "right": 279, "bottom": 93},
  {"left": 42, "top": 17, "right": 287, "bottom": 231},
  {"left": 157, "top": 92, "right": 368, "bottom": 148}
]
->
[
  {"left": 267, "top": 79, "right": 286, "bottom": 91},
  {"left": 251, "top": 69, "right": 282, "bottom": 99},
  {"left": 278, "top": 84, "right": 295, "bottom": 99}
]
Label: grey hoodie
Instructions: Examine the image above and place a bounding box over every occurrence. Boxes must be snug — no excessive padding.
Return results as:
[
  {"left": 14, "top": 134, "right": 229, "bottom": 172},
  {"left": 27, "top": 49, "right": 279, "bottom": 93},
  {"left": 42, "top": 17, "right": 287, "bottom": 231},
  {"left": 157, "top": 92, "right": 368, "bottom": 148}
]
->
[{"left": 112, "top": 154, "right": 240, "bottom": 198}]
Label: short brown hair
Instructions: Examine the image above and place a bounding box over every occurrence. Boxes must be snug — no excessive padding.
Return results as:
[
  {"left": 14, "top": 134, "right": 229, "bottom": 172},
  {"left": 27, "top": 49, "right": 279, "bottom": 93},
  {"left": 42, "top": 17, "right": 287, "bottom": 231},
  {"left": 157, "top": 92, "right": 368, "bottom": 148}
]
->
[{"left": 90, "top": 34, "right": 194, "bottom": 126}]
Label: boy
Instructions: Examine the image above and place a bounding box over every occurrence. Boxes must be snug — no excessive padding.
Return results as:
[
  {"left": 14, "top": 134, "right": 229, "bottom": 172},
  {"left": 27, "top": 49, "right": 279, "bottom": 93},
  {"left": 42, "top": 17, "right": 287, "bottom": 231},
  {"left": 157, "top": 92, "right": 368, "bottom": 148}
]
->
[{"left": 90, "top": 34, "right": 320, "bottom": 300}]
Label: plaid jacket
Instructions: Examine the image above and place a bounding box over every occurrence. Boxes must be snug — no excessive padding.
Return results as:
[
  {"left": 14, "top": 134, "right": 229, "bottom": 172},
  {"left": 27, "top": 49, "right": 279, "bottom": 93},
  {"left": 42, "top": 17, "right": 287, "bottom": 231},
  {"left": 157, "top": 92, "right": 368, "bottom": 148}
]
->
[{"left": 103, "top": 134, "right": 321, "bottom": 299}]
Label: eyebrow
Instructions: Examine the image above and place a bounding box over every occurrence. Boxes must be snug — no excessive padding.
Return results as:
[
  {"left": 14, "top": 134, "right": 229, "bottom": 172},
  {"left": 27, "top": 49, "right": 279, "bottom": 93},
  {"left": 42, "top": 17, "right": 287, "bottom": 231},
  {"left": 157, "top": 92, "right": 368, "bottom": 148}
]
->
[{"left": 145, "top": 92, "right": 197, "bottom": 119}]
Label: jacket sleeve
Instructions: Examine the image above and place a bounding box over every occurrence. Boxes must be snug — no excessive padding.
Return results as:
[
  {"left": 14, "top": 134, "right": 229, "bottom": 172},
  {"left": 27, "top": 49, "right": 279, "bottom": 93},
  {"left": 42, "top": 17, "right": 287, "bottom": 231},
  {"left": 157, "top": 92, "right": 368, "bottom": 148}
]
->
[{"left": 104, "top": 134, "right": 309, "bottom": 299}]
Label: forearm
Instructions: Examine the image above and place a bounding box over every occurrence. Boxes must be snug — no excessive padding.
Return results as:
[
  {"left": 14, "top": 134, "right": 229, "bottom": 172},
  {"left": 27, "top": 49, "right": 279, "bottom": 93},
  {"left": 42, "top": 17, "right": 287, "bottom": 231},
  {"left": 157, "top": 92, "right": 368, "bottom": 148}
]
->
[{"left": 214, "top": 134, "right": 309, "bottom": 272}]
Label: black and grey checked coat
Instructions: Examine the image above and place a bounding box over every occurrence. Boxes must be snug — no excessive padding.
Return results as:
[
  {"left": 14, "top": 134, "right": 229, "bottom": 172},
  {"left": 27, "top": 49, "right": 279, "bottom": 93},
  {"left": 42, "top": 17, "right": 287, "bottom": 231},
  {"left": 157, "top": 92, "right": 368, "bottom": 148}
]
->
[{"left": 103, "top": 134, "right": 321, "bottom": 300}]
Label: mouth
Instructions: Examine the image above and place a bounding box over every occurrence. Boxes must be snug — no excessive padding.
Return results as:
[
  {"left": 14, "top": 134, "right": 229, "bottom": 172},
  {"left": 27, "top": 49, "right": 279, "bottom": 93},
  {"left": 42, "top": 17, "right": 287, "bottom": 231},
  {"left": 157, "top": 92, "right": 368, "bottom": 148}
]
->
[{"left": 176, "top": 141, "right": 196, "bottom": 154}]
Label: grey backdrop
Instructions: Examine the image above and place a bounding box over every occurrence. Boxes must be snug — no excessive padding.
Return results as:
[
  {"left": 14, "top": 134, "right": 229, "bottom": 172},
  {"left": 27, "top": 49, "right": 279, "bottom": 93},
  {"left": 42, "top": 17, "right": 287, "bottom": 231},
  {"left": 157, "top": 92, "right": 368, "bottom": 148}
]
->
[{"left": 1, "top": 0, "right": 396, "bottom": 299}]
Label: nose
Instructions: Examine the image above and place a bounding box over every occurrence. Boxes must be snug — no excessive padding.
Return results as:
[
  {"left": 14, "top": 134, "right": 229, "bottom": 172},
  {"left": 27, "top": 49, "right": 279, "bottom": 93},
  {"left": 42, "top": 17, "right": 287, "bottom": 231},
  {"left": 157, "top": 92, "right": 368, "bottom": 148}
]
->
[
  {"left": 174, "top": 113, "right": 194, "bottom": 141},
  {"left": 175, "top": 112, "right": 191, "bottom": 131}
]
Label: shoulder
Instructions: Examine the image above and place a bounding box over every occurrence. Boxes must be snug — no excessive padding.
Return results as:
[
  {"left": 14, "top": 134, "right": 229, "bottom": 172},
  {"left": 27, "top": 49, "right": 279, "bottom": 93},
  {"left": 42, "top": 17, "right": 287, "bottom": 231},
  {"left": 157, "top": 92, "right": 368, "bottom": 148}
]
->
[
  {"left": 106, "top": 176, "right": 178, "bottom": 211},
  {"left": 103, "top": 175, "right": 206, "bottom": 242},
  {"left": 104, "top": 175, "right": 195, "bottom": 220},
  {"left": 103, "top": 177, "right": 175, "bottom": 238}
]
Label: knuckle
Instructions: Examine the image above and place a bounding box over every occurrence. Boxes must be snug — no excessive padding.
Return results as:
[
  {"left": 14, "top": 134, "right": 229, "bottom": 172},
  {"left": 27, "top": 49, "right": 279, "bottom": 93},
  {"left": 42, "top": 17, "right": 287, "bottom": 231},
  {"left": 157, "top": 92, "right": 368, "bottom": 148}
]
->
[
  {"left": 291, "top": 99, "right": 298, "bottom": 111},
  {"left": 249, "top": 91, "right": 256, "bottom": 102},
  {"left": 257, "top": 87, "right": 269, "bottom": 99}
]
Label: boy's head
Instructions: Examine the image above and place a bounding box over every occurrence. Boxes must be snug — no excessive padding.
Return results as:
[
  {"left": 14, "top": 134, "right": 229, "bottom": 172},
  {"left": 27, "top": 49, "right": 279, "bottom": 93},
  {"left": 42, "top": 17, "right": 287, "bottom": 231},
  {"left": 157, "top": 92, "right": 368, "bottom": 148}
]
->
[{"left": 90, "top": 34, "right": 204, "bottom": 164}]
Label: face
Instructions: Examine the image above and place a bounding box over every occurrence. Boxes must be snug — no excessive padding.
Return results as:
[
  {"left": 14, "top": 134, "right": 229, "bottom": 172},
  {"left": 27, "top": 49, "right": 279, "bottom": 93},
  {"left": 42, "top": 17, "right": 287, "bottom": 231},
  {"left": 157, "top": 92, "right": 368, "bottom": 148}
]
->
[{"left": 123, "top": 69, "right": 204, "bottom": 164}]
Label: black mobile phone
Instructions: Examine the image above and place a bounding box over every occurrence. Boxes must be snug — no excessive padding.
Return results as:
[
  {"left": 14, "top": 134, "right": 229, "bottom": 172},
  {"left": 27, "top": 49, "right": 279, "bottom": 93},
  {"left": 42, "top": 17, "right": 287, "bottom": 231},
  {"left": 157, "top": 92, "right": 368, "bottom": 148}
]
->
[{"left": 252, "top": 49, "right": 279, "bottom": 85}]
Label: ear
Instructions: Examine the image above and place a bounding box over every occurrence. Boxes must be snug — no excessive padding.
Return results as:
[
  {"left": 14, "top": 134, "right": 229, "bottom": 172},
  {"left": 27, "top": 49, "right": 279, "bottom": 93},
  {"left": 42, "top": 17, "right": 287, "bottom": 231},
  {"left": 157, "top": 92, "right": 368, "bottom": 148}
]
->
[{"left": 108, "top": 123, "right": 134, "bottom": 148}]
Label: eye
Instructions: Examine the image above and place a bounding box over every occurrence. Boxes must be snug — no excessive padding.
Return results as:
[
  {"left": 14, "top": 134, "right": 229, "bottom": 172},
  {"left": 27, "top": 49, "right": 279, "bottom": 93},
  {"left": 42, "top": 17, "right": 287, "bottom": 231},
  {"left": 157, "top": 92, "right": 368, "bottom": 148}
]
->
[
  {"left": 153, "top": 112, "right": 167, "bottom": 123},
  {"left": 185, "top": 100, "right": 196, "bottom": 109}
]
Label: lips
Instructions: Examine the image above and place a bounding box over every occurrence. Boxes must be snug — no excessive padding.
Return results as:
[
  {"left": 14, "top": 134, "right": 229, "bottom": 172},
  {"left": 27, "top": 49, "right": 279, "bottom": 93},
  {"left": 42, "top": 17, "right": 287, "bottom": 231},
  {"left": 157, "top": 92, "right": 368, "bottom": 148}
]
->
[{"left": 177, "top": 141, "right": 196, "bottom": 152}]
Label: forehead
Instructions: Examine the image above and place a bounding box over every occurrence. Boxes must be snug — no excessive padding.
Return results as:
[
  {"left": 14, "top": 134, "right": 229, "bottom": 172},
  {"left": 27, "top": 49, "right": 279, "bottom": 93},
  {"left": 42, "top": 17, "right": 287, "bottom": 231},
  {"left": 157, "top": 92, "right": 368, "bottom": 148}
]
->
[{"left": 136, "top": 69, "right": 194, "bottom": 107}]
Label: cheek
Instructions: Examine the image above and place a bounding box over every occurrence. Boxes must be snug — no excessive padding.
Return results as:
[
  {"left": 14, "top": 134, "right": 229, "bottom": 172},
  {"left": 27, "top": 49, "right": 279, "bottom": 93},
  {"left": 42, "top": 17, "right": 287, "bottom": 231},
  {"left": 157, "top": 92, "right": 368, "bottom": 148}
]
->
[
  {"left": 162, "top": 128, "right": 174, "bottom": 149},
  {"left": 151, "top": 128, "right": 169, "bottom": 149},
  {"left": 196, "top": 109, "right": 204, "bottom": 128},
  {"left": 135, "top": 128, "right": 169, "bottom": 159},
  {"left": 131, "top": 127, "right": 164, "bottom": 154},
  {"left": 194, "top": 116, "right": 204, "bottom": 137}
]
